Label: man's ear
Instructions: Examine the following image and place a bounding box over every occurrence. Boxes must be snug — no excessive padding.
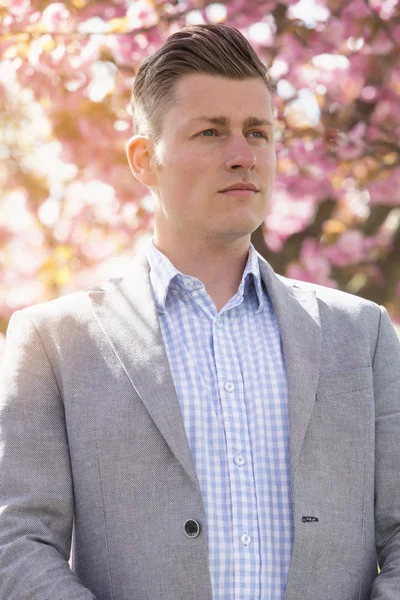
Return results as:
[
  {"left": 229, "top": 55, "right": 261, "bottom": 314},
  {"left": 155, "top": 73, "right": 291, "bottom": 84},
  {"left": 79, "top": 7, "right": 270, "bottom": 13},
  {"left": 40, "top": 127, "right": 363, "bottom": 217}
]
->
[{"left": 126, "top": 135, "right": 158, "bottom": 187}]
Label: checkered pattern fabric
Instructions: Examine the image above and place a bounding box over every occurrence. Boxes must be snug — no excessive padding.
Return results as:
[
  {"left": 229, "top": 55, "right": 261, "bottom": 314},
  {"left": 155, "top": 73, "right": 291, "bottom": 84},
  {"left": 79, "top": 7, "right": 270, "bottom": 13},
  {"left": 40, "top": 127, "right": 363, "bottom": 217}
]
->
[{"left": 146, "top": 241, "right": 293, "bottom": 600}]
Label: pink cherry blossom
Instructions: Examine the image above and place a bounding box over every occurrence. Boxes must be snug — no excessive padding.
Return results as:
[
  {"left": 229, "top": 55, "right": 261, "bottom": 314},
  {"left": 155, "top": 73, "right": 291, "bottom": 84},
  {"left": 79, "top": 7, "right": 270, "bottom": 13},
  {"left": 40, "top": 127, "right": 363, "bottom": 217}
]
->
[
  {"left": 325, "top": 230, "right": 366, "bottom": 267},
  {"left": 287, "top": 238, "right": 338, "bottom": 287},
  {"left": 8, "top": 0, "right": 31, "bottom": 17},
  {"left": 40, "top": 3, "right": 72, "bottom": 32}
]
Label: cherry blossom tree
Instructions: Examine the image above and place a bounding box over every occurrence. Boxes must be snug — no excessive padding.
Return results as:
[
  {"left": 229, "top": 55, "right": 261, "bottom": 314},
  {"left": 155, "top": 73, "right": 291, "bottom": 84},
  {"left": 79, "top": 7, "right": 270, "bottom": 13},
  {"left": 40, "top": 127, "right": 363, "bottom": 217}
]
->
[{"left": 1, "top": 0, "right": 399, "bottom": 351}]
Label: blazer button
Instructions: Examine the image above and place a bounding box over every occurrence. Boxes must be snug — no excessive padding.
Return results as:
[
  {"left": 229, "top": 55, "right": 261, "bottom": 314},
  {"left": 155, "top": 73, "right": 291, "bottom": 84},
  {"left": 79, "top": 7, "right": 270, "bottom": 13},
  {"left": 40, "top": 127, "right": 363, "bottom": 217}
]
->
[{"left": 184, "top": 519, "right": 200, "bottom": 538}]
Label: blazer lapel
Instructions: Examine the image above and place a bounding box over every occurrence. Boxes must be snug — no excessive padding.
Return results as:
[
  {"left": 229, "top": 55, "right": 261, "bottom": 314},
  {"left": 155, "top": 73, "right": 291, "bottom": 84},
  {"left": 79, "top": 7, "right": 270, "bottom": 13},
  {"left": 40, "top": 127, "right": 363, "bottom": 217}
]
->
[
  {"left": 258, "top": 256, "right": 321, "bottom": 477},
  {"left": 89, "top": 249, "right": 200, "bottom": 491}
]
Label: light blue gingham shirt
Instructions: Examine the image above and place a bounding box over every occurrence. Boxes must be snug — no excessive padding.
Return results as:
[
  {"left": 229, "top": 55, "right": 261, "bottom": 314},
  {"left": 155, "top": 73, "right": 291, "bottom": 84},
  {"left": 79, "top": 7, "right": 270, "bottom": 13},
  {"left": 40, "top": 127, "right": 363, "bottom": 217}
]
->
[{"left": 146, "top": 241, "right": 293, "bottom": 600}]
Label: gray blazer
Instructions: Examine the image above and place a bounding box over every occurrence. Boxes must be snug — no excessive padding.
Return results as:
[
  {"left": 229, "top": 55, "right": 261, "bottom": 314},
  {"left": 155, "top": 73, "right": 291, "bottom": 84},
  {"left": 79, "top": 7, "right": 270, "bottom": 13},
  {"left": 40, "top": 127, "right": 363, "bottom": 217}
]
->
[{"left": 1, "top": 249, "right": 400, "bottom": 600}]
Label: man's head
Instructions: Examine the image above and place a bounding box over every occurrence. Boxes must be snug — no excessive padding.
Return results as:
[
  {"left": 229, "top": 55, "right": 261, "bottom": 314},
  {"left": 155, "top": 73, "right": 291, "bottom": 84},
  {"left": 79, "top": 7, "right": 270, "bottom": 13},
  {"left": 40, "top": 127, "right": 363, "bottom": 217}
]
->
[
  {"left": 131, "top": 24, "right": 273, "bottom": 142},
  {"left": 127, "top": 24, "right": 276, "bottom": 250}
]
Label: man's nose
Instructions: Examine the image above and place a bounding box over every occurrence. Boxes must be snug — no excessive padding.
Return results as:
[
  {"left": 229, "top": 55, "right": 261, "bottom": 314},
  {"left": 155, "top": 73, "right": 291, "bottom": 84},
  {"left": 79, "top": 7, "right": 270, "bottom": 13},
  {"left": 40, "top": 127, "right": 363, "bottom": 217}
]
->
[{"left": 224, "top": 135, "right": 256, "bottom": 171}]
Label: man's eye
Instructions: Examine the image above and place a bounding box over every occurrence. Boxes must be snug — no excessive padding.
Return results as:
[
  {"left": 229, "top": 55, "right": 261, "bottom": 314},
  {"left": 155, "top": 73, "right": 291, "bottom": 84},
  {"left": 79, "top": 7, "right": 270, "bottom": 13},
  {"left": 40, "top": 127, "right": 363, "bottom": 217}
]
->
[
  {"left": 200, "top": 129, "right": 217, "bottom": 136},
  {"left": 250, "top": 131, "right": 267, "bottom": 139}
]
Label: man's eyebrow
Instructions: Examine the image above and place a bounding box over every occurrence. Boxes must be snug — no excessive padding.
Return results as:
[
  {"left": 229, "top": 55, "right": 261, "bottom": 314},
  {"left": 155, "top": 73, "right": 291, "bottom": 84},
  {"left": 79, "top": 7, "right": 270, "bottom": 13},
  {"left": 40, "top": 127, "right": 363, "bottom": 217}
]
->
[{"left": 188, "top": 116, "right": 272, "bottom": 128}]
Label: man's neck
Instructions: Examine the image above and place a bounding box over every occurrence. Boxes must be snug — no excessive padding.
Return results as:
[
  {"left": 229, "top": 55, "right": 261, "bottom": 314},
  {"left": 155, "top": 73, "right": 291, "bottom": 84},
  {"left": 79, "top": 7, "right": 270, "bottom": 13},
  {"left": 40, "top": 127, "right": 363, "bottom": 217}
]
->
[{"left": 152, "top": 235, "right": 251, "bottom": 313}]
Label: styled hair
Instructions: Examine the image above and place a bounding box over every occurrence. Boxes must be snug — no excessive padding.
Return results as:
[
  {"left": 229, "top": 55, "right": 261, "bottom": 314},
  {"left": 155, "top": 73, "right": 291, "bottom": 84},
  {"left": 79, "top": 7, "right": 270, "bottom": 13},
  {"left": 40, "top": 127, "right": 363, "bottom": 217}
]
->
[{"left": 131, "top": 23, "right": 272, "bottom": 141}]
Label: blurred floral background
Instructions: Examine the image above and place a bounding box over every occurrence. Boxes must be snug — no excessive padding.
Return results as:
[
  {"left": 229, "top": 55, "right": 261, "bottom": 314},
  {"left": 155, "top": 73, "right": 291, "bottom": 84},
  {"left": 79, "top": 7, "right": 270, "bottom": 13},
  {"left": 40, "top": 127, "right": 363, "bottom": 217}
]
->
[{"left": 1, "top": 0, "right": 400, "bottom": 358}]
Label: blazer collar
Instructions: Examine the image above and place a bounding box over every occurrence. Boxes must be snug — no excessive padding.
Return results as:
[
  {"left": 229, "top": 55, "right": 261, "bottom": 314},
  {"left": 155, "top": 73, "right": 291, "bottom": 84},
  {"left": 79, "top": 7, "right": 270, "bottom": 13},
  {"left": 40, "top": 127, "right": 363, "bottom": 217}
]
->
[{"left": 90, "top": 248, "right": 321, "bottom": 484}]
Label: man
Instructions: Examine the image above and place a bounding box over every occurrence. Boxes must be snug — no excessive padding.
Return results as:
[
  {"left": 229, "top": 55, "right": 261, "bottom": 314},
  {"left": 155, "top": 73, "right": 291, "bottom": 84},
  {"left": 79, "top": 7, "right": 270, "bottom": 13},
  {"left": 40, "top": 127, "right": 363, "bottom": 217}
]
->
[{"left": 0, "top": 23, "right": 399, "bottom": 600}]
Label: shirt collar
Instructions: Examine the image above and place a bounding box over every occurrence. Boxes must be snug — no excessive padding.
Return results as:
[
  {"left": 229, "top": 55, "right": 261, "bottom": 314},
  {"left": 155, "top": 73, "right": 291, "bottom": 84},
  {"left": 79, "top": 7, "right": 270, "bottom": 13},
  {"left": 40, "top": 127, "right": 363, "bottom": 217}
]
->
[
  {"left": 145, "top": 239, "right": 264, "bottom": 314},
  {"left": 238, "top": 243, "right": 264, "bottom": 313}
]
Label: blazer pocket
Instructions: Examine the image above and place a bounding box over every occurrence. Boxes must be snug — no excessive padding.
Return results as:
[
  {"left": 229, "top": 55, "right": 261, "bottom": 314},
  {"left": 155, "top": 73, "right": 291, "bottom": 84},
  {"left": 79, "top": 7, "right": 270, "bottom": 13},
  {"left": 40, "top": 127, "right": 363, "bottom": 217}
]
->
[{"left": 316, "top": 366, "right": 372, "bottom": 399}]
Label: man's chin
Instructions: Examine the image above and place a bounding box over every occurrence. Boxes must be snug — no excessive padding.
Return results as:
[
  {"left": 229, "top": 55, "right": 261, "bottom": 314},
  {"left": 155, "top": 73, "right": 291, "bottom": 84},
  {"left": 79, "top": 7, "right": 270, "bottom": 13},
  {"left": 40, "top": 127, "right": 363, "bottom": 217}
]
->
[
  {"left": 205, "top": 223, "right": 261, "bottom": 244},
  {"left": 220, "top": 215, "right": 266, "bottom": 237}
]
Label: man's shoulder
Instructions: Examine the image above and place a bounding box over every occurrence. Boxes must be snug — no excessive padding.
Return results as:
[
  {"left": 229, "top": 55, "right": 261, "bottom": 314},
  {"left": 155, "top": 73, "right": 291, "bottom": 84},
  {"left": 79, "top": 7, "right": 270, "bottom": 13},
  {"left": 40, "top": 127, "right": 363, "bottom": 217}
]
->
[
  {"left": 276, "top": 272, "right": 382, "bottom": 326},
  {"left": 258, "top": 252, "right": 379, "bottom": 315},
  {"left": 280, "top": 273, "right": 374, "bottom": 304},
  {"left": 15, "top": 277, "right": 124, "bottom": 330}
]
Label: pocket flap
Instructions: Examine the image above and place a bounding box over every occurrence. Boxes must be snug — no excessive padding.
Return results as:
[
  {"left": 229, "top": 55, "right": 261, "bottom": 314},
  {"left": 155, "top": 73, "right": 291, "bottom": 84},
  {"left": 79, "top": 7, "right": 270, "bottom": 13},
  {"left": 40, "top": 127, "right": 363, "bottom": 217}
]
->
[{"left": 317, "top": 366, "right": 372, "bottom": 399}]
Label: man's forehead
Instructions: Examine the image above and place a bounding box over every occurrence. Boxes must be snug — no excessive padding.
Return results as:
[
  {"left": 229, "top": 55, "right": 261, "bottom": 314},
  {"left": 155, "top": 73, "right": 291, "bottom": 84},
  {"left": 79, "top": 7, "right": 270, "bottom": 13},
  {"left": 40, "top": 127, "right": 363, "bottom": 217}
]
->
[
  {"left": 187, "top": 116, "right": 273, "bottom": 128},
  {"left": 166, "top": 74, "right": 274, "bottom": 131},
  {"left": 174, "top": 73, "right": 271, "bottom": 105}
]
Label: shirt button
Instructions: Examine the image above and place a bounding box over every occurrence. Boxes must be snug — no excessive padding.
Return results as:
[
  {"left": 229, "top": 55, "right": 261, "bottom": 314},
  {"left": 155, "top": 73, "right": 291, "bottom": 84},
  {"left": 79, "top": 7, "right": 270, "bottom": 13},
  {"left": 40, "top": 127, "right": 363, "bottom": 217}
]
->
[
  {"left": 224, "top": 381, "right": 235, "bottom": 393},
  {"left": 240, "top": 533, "right": 251, "bottom": 546},
  {"left": 234, "top": 454, "right": 245, "bottom": 467},
  {"left": 183, "top": 280, "right": 194, "bottom": 289},
  {"left": 215, "top": 317, "right": 223, "bottom": 328}
]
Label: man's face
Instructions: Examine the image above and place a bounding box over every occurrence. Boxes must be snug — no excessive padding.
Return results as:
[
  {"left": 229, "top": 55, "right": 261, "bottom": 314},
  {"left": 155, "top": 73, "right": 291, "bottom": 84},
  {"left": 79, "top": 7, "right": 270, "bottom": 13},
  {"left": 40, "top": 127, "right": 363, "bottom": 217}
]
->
[{"left": 150, "top": 73, "right": 276, "bottom": 246}]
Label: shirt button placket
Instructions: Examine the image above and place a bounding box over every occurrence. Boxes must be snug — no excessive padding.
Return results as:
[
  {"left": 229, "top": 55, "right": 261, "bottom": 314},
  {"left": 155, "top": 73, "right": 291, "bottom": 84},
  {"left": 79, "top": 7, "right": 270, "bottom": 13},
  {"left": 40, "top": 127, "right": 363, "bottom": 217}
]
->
[{"left": 215, "top": 316, "right": 223, "bottom": 329}]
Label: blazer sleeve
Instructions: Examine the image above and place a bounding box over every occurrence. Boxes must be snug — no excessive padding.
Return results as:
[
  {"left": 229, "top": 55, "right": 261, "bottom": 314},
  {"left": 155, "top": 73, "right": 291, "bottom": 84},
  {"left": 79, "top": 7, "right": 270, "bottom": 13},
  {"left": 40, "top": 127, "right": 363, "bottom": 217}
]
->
[
  {"left": 370, "top": 306, "right": 400, "bottom": 598},
  {"left": 0, "top": 311, "right": 96, "bottom": 600}
]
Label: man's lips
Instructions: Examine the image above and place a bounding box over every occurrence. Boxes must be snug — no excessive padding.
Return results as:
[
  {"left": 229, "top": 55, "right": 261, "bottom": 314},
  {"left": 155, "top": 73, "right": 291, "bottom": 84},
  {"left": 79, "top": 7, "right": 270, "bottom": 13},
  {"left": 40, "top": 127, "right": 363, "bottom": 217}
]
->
[
  {"left": 219, "top": 183, "right": 258, "bottom": 192},
  {"left": 219, "top": 189, "right": 257, "bottom": 197},
  {"left": 219, "top": 183, "right": 259, "bottom": 197}
]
